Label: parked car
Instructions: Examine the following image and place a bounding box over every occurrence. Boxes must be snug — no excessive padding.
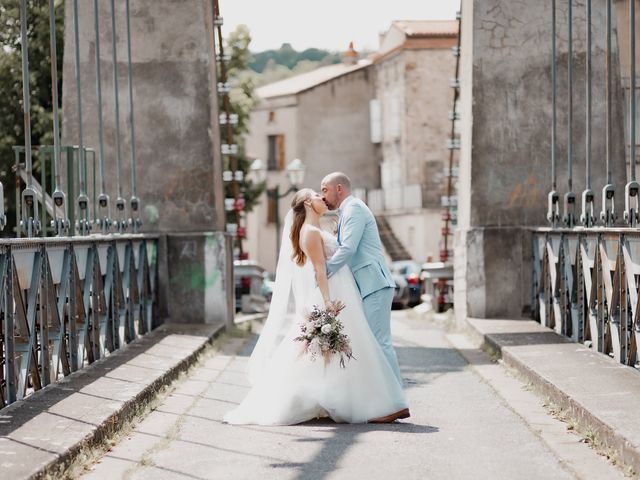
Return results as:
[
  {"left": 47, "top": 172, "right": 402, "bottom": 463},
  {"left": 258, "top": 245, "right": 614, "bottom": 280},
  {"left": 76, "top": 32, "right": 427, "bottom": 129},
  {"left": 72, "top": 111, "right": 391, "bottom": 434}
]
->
[
  {"left": 234, "top": 260, "right": 268, "bottom": 313},
  {"left": 420, "top": 261, "right": 454, "bottom": 312},
  {"left": 391, "top": 271, "right": 409, "bottom": 309},
  {"left": 261, "top": 272, "right": 275, "bottom": 303},
  {"left": 390, "top": 260, "right": 423, "bottom": 307}
]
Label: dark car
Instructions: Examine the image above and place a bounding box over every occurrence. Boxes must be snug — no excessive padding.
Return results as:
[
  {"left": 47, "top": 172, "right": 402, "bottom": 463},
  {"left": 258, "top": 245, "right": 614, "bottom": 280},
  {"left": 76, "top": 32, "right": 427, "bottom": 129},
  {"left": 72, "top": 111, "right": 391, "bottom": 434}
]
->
[
  {"left": 420, "top": 261, "right": 454, "bottom": 312},
  {"left": 391, "top": 271, "right": 409, "bottom": 309},
  {"left": 234, "top": 260, "right": 267, "bottom": 313},
  {"left": 390, "top": 260, "right": 423, "bottom": 307},
  {"left": 261, "top": 272, "right": 275, "bottom": 303}
]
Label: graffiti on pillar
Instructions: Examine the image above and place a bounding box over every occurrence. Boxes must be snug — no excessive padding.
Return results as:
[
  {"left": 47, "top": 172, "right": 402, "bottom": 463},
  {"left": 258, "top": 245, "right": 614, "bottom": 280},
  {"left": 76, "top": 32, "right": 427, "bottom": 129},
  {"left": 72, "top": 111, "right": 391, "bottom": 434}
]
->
[
  {"left": 507, "top": 173, "right": 546, "bottom": 209},
  {"left": 170, "top": 236, "right": 223, "bottom": 291}
]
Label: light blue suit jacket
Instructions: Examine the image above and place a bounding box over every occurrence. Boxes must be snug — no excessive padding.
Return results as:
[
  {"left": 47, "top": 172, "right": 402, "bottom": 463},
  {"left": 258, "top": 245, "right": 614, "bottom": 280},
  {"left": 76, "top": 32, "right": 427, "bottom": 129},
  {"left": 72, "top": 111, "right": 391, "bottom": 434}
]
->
[{"left": 326, "top": 196, "right": 395, "bottom": 298}]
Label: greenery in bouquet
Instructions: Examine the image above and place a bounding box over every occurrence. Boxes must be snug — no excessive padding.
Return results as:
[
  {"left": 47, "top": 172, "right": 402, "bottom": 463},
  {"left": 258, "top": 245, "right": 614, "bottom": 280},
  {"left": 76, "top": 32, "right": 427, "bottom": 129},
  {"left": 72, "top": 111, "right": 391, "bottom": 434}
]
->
[{"left": 294, "top": 300, "right": 355, "bottom": 368}]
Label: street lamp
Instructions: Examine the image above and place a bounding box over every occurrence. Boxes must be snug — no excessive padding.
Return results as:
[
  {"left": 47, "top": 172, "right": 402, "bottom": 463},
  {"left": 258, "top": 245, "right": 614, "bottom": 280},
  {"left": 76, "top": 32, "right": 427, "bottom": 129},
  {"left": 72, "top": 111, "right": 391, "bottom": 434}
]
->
[{"left": 250, "top": 158, "right": 306, "bottom": 265}]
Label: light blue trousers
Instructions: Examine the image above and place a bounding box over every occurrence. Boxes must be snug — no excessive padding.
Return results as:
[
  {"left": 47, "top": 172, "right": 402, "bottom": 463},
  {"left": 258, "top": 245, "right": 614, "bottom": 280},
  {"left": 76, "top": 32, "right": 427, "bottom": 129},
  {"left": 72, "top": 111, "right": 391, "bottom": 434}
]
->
[{"left": 362, "top": 287, "right": 403, "bottom": 386}]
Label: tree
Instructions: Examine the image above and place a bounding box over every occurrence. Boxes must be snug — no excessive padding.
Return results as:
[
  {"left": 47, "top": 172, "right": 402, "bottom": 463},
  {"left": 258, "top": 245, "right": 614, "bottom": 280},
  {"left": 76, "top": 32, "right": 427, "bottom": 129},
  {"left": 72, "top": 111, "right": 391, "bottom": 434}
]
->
[
  {"left": 223, "top": 24, "right": 265, "bottom": 251},
  {"left": 0, "top": 0, "right": 64, "bottom": 236},
  {"left": 249, "top": 43, "right": 340, "bottom": 73}
]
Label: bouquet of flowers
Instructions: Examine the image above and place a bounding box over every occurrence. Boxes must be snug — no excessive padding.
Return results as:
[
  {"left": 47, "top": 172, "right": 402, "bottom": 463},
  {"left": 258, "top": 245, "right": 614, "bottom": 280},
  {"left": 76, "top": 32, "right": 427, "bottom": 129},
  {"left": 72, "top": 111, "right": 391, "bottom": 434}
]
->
[{"left": 294, "top": 300, "right": 355, "bottom": 368}]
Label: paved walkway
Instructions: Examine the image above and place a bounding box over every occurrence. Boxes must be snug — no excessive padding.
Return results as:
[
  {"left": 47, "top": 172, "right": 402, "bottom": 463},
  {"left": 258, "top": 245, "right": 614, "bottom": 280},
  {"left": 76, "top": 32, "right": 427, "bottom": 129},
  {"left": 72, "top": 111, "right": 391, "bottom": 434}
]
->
[{"left": 82, "top": 311, "right": 624, "bottom": 480}]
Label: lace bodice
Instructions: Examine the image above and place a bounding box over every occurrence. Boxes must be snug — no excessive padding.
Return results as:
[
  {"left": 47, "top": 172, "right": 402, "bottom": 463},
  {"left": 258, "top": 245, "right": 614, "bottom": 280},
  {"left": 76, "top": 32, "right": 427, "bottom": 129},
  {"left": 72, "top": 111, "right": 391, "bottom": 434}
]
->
[{"left": 320, "top": 229, "right": 339, "bottom": 258}]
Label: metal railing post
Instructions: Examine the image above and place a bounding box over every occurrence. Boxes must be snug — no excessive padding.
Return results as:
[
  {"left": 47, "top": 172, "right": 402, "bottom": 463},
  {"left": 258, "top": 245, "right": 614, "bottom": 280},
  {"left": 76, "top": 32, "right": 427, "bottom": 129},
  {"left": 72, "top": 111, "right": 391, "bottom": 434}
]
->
[
  {"left": 111, "top": 0, "right": 127, "bottom": 233},
  {"left": 48, "top": 0, "right": 68, "bottom": 236},
  {"left": 601, "top": 0, "right": 616, "bottom": 226},
  {"left": 548, "top": 0, "right": 560, "bottom": 226},
  {"left": 564, "top": 0, "right": 576, "bottom": 227},
  {"left": 19, "top": 0, "right": 40, "bottom": 238},
  {"left": 4, "top": 252, "right": 16, "bottom": 404},
  {"left": 581, "top": 0, "right": 595, "bottom": 227},
  {"left": 94, "top": 0, "right": 112, "bottom": 234},
  {"left": 625, "top": 0, "right": 640, "bottom": 226},
  {"left": 125, "top": 0, "right": 141, "bottom": 232},
  {"left": 73, "top": 0, "right": 91, "bottom": 235}
]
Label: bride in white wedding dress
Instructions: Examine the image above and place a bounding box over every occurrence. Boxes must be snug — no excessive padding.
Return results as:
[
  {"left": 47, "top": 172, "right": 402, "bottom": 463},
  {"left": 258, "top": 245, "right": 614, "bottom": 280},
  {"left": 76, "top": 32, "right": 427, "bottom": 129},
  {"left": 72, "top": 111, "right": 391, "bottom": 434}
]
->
[{"left": 223, "top": 189, "right": 408, "bottom": 425}]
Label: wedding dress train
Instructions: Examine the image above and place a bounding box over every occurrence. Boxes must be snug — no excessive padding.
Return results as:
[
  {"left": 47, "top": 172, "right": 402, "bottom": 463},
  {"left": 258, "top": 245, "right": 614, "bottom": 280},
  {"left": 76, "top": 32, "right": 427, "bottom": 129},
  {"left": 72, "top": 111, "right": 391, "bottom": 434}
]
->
[{"left": 224, "top": 227, "right": 408, "bottom": 425}]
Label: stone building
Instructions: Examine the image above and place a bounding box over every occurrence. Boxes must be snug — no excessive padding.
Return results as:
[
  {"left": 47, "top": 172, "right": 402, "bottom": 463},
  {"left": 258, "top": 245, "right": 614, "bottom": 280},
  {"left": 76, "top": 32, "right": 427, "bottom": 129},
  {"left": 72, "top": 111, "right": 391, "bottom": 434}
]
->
[
  {"left": 368, "top": 20, "right": 459, "bottom": 264},
  {"left": 245, "top": 21, "right": 459, "bottom": 271},
  {"left": 244, "top": 46, "right": 379, "bottom": 272}
]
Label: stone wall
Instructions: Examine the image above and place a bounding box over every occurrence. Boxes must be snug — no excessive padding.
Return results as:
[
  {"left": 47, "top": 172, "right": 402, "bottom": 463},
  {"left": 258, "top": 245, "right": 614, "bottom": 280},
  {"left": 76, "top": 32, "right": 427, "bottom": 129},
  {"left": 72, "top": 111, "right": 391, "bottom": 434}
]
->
[
  {"left": 455, "top": 0, "right": 626, "bottom": 320},
  {"left": 61, "top": 1, "right": 231, "bottom": 325},
  {"left": 245, "top": 95, "right": 299, "bottom": 170},
  {"left": 296, "top": 66, "right": 381, "bottom": 191},
  {"left": 244, "top": 66, "right": 380, "bottom": 272},
  {"left": 404, "top": 47, "right": 457, "bottom": 208},
  {"left": 61, "top": 0, "right": 224, "bottom": 233}
]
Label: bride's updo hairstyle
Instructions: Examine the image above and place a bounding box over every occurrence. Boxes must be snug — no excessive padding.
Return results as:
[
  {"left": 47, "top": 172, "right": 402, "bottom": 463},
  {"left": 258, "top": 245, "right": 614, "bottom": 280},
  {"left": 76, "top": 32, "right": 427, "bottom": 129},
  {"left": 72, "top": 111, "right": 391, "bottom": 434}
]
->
[{"left": 290, "top": 188, "right": 313, "bottom": 266}]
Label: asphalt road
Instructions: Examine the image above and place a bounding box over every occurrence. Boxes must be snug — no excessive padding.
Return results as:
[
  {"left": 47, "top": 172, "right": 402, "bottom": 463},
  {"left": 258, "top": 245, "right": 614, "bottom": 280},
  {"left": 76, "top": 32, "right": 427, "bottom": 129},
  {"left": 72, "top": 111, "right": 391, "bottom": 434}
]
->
[{"left": 82, "top": 310, "right": 623, "bottom": 480}]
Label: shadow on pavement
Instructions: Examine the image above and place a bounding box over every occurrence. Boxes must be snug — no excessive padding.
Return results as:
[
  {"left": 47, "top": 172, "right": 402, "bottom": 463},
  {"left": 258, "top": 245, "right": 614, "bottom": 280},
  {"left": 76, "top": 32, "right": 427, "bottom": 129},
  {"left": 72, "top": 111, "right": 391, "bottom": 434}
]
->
[
  {"left": 268, "top": 419, "right": 439, "bottom": 479},
  {"left": 0, "top": 325, "right": 198, "bottom": 437}
]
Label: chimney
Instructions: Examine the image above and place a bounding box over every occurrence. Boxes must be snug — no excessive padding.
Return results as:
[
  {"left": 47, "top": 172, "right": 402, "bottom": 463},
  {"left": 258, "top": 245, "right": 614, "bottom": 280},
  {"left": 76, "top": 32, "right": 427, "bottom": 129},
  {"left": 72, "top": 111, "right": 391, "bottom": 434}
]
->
[{"left": 341, "top": 41, "right": 359, "bottom": 65}]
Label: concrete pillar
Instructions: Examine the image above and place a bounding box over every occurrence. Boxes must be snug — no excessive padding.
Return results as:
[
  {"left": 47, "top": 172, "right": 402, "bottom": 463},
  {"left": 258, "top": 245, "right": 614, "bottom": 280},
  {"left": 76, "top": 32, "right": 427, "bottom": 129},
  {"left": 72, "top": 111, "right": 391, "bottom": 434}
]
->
[
  {"left": 61, "top": 0, "right": 231, "bottom": 325},
  {"left": 455, "top": 0, "right": 626, "bottom": 320}
]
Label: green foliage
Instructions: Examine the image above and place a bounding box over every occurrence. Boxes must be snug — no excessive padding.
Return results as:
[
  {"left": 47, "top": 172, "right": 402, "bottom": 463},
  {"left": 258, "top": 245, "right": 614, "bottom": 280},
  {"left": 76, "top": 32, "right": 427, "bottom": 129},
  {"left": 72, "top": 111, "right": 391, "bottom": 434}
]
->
[
  {"left": 249, "top": 43, "right": 340, "bottom": 73},
  {"left": 0, "top": 1, "right": 63, "bottom": 236},
  {"left": 246, "top": 43, "right": 341, "bottom": 87},
  {"left": 223, "top": 25, "right": 265, "bottom": 233}
]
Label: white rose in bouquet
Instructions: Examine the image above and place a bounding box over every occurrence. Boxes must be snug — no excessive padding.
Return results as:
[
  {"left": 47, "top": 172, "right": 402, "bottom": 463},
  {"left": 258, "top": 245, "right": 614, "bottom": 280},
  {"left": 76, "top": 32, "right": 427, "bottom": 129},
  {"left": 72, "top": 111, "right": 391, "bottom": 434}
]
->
[{"left": 294, "top": 301, "right": 353, "bottom": 368}]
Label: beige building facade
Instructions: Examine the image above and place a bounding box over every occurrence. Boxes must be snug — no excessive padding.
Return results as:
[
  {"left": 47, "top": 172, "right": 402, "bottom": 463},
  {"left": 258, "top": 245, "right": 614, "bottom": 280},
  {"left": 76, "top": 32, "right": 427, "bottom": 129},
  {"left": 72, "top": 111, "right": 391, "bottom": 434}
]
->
[
  {"left": 369, "top": 21, "right": 458, "bottom": 263},
  {"left": 245, "top": 53, "right": 379, "bottom": 272},
  {"left": 245, "top": 21, "right": 459, "bottom": 271}
]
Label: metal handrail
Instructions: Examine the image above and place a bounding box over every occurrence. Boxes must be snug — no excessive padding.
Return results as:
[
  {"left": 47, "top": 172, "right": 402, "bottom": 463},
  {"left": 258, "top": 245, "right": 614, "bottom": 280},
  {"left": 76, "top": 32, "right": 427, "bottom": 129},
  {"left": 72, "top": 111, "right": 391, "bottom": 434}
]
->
[
  {"left": 532, "top": 228, "right": 640, "bottom": 367},
  {"left": 0, "top": 235, "right": 158, "bottom": 408}
]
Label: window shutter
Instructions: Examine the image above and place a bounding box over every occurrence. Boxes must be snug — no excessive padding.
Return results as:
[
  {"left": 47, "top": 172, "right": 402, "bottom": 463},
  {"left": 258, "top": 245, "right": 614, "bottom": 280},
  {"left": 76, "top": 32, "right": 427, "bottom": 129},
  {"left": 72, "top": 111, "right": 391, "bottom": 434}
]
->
[{"left": 277, "top": 134, "right": 286, "bottom": 170}]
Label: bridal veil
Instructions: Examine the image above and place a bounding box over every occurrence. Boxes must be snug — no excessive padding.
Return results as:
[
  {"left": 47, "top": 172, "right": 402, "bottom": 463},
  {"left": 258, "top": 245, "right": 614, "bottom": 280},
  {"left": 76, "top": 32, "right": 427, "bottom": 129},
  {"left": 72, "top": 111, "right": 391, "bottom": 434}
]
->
[{"left": 246, "top": 210, "right": 296, "bottom": 385}]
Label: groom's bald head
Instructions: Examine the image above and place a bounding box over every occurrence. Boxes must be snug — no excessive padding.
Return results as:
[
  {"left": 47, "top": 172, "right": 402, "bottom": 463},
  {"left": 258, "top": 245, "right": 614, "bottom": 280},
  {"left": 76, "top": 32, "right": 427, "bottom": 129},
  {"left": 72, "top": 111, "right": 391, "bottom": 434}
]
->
[
  {"left": 322, "top": 172, "right": 351, "bottom": 190},
  {"left": 321, "top": 172, "right": 351, "bottom": 210}
]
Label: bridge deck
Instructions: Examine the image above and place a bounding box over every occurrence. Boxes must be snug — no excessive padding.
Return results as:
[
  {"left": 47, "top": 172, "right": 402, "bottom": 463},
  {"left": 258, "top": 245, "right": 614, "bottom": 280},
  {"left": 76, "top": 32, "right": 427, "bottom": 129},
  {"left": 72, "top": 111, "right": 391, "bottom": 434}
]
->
[
  {"left": 81, "top": 312, "right": 621, "bottom": 480},
  {"left": 0, "top": 323, "right": 222, "bottom": 479}
]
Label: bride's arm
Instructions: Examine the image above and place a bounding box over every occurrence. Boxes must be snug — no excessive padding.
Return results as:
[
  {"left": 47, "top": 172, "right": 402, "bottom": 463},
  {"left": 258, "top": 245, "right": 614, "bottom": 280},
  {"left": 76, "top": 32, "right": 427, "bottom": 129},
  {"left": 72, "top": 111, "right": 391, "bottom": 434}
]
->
[{"left": 303, "top": 229, "right": 331, "bottom": 307}]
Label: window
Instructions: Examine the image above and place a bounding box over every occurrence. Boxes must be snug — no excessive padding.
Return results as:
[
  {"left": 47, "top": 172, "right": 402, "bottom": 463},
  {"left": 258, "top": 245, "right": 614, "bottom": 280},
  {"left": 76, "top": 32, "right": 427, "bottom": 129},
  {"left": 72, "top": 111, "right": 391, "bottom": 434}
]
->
[
  {"left": 267, "top": 188, "right": 277, "bottom": 223},
  {"left": 267, "top": 134, "right": 286, "bottom": 170}
]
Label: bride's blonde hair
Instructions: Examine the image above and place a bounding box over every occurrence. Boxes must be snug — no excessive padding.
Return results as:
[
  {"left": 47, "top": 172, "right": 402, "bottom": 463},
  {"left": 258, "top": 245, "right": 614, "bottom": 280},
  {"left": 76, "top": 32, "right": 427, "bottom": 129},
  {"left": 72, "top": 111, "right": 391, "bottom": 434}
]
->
[{"left": 290, "top": 188, "right": 313, "bottom": 266}]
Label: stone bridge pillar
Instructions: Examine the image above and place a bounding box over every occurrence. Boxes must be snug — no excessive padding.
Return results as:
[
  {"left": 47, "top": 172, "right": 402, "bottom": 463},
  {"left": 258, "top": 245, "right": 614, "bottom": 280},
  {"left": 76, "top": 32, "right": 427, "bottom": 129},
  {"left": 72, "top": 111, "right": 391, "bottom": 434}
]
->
[
  {"left": 455, "top": 0, "right": 626, "bottom": 320},
  {"left": 61, "top": 0, "right": 232, "bottom": 326}
]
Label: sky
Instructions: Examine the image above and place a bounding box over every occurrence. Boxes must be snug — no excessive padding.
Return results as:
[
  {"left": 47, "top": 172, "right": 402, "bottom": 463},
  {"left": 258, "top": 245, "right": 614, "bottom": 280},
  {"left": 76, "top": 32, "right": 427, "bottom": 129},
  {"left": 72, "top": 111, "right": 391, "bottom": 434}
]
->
[{"left": 221, "top": 0, "right": 461, "bottom": 52}]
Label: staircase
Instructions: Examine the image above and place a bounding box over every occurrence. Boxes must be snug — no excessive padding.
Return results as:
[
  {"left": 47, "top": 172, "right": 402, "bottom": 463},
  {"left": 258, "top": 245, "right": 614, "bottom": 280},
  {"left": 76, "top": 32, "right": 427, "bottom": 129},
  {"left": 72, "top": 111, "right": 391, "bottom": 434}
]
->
[{"left": 375, "top": 215, "right": 412, "bottom": 261}]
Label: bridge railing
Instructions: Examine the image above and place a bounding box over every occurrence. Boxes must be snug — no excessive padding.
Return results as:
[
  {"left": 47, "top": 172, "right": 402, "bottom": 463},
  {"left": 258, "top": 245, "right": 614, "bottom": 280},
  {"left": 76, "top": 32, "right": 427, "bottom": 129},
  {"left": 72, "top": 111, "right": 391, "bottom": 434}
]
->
[
  {"left": 532, "top": 228, "right": 640, "bottom": 367},
  {"left": 530, "top": 1, "right": 640, "bottom": 368},
  {"left": 0, "top": 234, "right": 158, "bottom": 408}
]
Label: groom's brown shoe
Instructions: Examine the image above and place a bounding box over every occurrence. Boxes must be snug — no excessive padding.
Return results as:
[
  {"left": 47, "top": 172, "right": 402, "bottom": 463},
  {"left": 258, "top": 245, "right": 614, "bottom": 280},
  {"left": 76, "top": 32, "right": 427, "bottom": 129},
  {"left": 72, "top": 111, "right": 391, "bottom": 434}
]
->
[{"left": 368, "top": 408, "right": 410, "bottom": 424}]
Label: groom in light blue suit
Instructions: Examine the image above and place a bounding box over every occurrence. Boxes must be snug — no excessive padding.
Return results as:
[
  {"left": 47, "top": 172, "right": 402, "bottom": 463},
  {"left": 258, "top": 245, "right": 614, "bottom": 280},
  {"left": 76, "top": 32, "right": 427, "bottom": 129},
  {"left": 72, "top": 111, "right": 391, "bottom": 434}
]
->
[{"left": 322, "top": 173, "right": 409, "bottom": 421}]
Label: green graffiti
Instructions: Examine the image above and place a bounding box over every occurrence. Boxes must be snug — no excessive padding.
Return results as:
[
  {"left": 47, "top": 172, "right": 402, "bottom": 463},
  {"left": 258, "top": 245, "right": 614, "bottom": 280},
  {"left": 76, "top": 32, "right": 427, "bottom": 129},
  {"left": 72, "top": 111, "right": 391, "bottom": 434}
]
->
[
  {"left": 205, "top": 236, "right": 219, "bottom": 247},
  {"left": 170, "top": 263, "right": 221, "bottom": 290}
]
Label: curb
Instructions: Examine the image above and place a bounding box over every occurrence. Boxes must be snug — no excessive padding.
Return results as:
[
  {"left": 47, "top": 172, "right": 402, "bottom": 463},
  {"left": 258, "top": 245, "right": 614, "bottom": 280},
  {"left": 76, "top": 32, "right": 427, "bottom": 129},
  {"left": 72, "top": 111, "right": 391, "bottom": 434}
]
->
[
  {"left": 463, "top": 316, "right": 640, "bottom": 474},
  {"left": 2, "top": 323, "right": 226, "bottom": 480},
  {"left": 234, "top": 312, "right": 268, "bottom": 325}
]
